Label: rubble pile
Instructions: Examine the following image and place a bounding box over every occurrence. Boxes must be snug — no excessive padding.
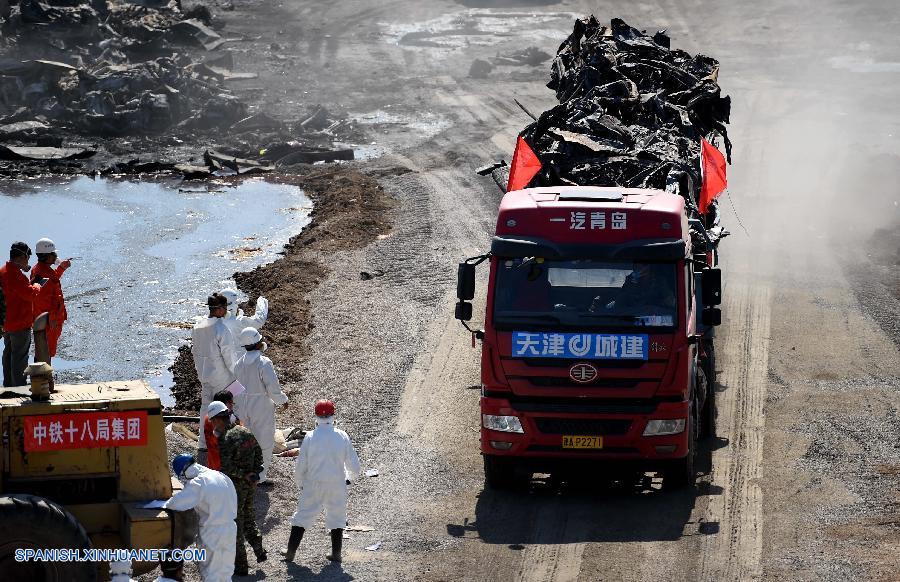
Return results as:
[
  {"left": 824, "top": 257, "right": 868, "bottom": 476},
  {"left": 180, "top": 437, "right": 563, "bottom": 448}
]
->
[
  {"left": 0, "top": 0, "right": 251, "bottom": 136},
  {"left": 0, "top": 0, "right": 360, "bottom": 175},
  {"left": 519, "top": 16, "right": 731, "bottom": 206}
]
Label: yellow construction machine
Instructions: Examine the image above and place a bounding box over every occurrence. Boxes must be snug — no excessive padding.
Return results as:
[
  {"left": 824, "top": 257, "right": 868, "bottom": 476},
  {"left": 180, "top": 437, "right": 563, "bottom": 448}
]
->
[{"left": 0, "top": 316, "right": 197, "bottom": 580}]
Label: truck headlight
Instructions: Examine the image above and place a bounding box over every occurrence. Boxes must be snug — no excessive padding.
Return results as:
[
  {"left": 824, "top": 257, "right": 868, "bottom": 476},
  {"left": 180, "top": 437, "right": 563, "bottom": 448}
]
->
[
  {"left": 482, "top": 414, "right": 524, "bottom": 434},
  {"left": 643, "top": 419, "right": 686, "bottom": 436}
]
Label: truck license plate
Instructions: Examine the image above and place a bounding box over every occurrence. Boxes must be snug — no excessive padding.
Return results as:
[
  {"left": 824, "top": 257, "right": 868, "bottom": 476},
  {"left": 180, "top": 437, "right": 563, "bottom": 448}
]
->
[{"left": 561, "top": 435, "right": 603, "bottom": 449}]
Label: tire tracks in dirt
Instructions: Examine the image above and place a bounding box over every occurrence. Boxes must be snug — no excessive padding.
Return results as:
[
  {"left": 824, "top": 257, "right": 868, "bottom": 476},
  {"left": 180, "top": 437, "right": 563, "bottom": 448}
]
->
[{"left": 698, "top": 282, "right": 772, "bottom": 580}]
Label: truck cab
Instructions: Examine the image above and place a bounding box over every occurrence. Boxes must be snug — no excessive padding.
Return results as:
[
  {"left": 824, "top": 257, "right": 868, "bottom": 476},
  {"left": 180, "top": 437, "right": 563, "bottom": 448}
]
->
[{"left": 456, "top": 186, "right": 721, "bottom": 489}]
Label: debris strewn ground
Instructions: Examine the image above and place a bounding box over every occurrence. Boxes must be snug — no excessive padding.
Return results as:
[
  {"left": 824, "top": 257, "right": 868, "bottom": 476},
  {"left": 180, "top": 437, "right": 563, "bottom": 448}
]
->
[{"left": 0, "top": 0, "right": 363, "bottom": 178}]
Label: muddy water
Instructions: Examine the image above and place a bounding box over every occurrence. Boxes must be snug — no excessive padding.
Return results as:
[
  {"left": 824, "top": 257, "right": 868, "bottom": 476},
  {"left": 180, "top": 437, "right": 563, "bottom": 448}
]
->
[{"left": 0, "top": 177, "right": 311, "bottom": 405}]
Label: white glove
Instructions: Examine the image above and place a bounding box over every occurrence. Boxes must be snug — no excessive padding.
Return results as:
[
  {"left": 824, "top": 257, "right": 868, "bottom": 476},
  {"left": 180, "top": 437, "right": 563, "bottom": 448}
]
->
[{"left": 256, "top": 296, "right": 269, "bottom": 319}]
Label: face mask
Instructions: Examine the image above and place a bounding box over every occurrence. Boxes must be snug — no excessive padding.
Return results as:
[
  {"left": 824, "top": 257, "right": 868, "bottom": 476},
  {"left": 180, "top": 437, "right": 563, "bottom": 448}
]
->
[
  {"left": 20, "top": 263, "right": 30, "bottom": 272},
  {"left": 183, "top": 464, "right": 201, "bottom": 480},
  {"left": 260, "top": 342, "right": 268, "bottom": 352}
]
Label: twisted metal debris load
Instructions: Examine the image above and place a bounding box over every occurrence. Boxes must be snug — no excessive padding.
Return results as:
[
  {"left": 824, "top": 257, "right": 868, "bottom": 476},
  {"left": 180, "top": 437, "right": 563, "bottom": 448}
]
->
[{"left": 519, "top": 16, "right": 731, "bottom": 209}]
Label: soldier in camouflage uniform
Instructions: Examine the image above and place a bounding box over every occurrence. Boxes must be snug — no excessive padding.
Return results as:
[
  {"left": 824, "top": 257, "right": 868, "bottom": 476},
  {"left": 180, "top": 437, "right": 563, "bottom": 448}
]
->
[{"left": 210, "top": 406, "right": 267, "bottom": 576}]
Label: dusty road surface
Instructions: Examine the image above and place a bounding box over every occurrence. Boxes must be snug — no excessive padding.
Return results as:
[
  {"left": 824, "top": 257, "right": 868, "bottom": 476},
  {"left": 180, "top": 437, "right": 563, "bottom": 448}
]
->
[{"left": 145, "top": 0, "right": 900, "bottom": 580}]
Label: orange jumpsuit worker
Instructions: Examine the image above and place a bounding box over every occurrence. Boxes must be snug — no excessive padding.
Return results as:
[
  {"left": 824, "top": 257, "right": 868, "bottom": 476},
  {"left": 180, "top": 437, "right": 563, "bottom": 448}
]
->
[
  {"left": 203, "top": 389, "right": 240, "bottom": 470},
  {"left": 1, "top": 242, "right": 40, "bottom": 387},
  {"left": 30, "top": 238, "right": 71, "bottom": 359}
]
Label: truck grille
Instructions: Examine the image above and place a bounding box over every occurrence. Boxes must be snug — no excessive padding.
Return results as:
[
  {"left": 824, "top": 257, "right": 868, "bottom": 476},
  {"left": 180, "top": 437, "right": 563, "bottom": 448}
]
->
[
  {"left": 527, "top": 377, "right": 639, "bottom": 388},
  {"left": 534, "top": 418, "right": 632, "bottom": 435}
]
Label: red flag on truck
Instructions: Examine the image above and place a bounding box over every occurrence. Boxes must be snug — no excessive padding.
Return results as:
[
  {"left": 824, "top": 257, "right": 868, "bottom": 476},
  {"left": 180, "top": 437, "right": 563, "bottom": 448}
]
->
[
  {"left": 699, "top": 138, "right": 727, "bottom": 214},
  {"left": 507, "top": 136, "right": 542, "bottom": 192}
]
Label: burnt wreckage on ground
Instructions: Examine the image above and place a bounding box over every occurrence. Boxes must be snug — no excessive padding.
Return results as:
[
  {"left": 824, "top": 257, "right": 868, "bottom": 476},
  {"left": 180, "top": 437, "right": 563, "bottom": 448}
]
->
[{"left": 0, "top": 0, "right": 355, "bottom": 175}]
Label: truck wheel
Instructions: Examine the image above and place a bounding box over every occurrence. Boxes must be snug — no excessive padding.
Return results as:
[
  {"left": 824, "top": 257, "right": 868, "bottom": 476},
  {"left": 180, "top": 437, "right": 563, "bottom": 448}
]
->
[
  {"left": 702, "top": 342, "right": 717, "bottom": 439},
  {"left": 0, "top": 494, "right": 96, "bottom": 582},
  {"left": 702, "top": 341, "right": 717, "bottom": 387},
  {"left": 663, "top": 408, "right": 696, "bottom": 491},
  {"left": 698, "top": 366, "right": 716, "bottom": 440},
  {"left": 483, "top": 455, "right": 524, "bottom": 490}
]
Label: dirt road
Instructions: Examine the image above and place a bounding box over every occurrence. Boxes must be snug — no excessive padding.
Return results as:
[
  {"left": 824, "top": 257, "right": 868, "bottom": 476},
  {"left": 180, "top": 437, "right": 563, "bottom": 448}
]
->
[{"left": 155, "top": 0, "right": 900, "bottom": 580}]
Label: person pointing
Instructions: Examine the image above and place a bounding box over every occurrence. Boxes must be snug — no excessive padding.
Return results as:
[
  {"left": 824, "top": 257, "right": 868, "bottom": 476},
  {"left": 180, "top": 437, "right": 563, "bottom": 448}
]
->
[
  {"left": 31, "top": 238, "right": 71, "bottom": 361},
  {"left": 219, "top": 289, "right": 268, "bottom": 348}
]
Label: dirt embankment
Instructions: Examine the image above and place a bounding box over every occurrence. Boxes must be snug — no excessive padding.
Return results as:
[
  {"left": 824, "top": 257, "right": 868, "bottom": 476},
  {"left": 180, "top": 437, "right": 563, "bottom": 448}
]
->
[{"left": 168, "top": 164, "right": 404, "bottom": 411}]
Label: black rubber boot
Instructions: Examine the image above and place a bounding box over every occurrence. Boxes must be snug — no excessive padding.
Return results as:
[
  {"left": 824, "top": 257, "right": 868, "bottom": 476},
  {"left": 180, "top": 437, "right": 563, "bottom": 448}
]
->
[
  {"left": 326, "top": 528, "right": 343, "bottom": 562},
  {"left": 254, "top": 545, "right": 267, "bottom": 563},
  {"left": 281, "top": 526, "right": 304, "bottom": 562}
]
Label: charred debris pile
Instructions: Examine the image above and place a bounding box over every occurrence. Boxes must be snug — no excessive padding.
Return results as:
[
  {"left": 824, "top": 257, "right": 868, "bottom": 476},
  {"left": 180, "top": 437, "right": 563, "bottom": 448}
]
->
[
  {"left": 487, "top": 16, "right": 732, "bottom": 239},
  {"left": 0, "top": 0, "right": 357, "bottom": 177}
]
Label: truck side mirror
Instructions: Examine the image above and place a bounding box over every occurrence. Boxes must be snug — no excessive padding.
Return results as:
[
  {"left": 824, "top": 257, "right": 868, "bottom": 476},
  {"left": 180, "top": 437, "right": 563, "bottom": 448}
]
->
[
  {"left": 457, "top": 263, "right": 476, "bottom": 301},
  {"left": 455, "top": 301, "right": 473, "bottom": 321},
  {"left": 701, "top": 268, "right": 722, "bottom": 306},
  {"left": 702, "top": 307, "right": 721, "bottom": 327}
]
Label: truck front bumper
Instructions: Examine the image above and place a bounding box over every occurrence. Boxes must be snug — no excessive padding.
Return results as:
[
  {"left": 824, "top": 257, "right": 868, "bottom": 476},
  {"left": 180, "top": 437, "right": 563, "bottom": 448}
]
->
[{"left": 480, "top": 396, "right": 691, "bottom": 466}]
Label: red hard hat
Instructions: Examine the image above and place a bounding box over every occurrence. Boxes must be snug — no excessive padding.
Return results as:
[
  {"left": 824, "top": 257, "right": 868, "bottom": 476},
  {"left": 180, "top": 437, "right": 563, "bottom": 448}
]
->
[{"left": 314, "top": 399, "right": 335, "bottom": 417}]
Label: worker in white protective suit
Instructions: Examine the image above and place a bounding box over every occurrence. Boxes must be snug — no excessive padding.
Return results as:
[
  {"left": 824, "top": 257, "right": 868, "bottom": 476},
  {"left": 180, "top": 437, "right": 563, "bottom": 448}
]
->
[
  {"left": 283, "top": 399, "right": 360, "bottom": 563},
  {"left": 233, "top": 327, "right": 289, "bottom": 485},
  {"left": 164, "top": 454, "right": 237, "bottom": 582},
  {"left": 191, "top": 293, "right": 238, "bottom": 450},
  {"left": 219, "top": 289, "right": 268, "bottom": 347},
  {"left": 109, "top": 560, "right": 137, "bottom": 582}
]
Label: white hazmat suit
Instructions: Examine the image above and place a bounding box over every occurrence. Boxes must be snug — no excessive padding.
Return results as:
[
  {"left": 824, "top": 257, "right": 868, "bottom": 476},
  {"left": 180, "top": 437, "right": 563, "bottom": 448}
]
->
[
  {"left": 164, "top": 464, "right": 237, "bottom": 582},
  {"left": 290, "top": 417, "right": 361, "bottom": 530},
  {"left": 221, "top": 291, "right": 268, "bottom": 347},
  {"left": 191, "top": 317, "right": 238, "bottom": 448},
  {"left": 233, "top": 348, "right": 288, "bottom": 482}
]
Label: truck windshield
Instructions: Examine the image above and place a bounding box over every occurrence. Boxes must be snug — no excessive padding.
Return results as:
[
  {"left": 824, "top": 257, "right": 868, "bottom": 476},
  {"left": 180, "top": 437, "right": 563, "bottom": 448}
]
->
[{"left": 493, "top": 259, "right": 678, "bottom": 329}]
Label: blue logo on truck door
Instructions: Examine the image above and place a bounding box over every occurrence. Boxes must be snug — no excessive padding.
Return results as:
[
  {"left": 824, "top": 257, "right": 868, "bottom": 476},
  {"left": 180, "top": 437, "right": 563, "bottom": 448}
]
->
[{"left": 512, "top": 332, "right": 649, "bottom": 360}]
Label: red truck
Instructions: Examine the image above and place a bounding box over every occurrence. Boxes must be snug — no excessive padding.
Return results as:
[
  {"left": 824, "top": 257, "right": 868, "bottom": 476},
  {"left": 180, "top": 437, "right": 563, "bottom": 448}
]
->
[{"left": 455, "top": 185, "right": 722, "bottom": 489}]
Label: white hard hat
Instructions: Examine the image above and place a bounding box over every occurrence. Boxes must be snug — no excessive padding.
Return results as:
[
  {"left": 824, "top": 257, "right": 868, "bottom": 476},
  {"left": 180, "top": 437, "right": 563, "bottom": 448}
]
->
[
  {"left": 239, "top": 327, "right": 263, "bottom": 347},
  {"left": 109, "top": 560, "right": 132, "bottom": 575},
  {"left": 207, "top": 401, "right": 229, "bottom": 418},
  {"left": 35, "top": 238, "right": 56, "bottom": 254},
  {"left": 220, "top": 288, "right": 239, "bottom": 307}
]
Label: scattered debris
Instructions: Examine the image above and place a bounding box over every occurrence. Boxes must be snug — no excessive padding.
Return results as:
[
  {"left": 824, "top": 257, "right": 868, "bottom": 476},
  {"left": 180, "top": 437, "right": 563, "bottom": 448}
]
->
[
  {"left": 230, "top": 112, "right": 285, "bottom": 133},
  {"left": 346, "top": 525, "right": 375, "bottom": 532},
  {"left": 0, "top": 145, "right": 96, "bottom": 161},
  {"left": 202, "top": 149, "right": 274, "bottom": 175},
  {"left": 365, "top": 468, "right": 379, "bottom": 477},
  {"left": 169, "top": 18, "right": 227, "bottom": 51},
  {"left": 269, "top": 145, "right": 354, "bottom": 166},
  {"left": 170, "top": 422, "right": 198, "bottom": 443},
  {"left": 492, "top": 46, "right": 551, "bottom": 67},
  {"left": 365, "top": 541, "right": 382, "bottom": 551},
  {"left": 175, "top": 163, "right": 213, "bottom": 180},
  {"left": 469, "top": 58, "right": 494, "bottom": 79}
]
